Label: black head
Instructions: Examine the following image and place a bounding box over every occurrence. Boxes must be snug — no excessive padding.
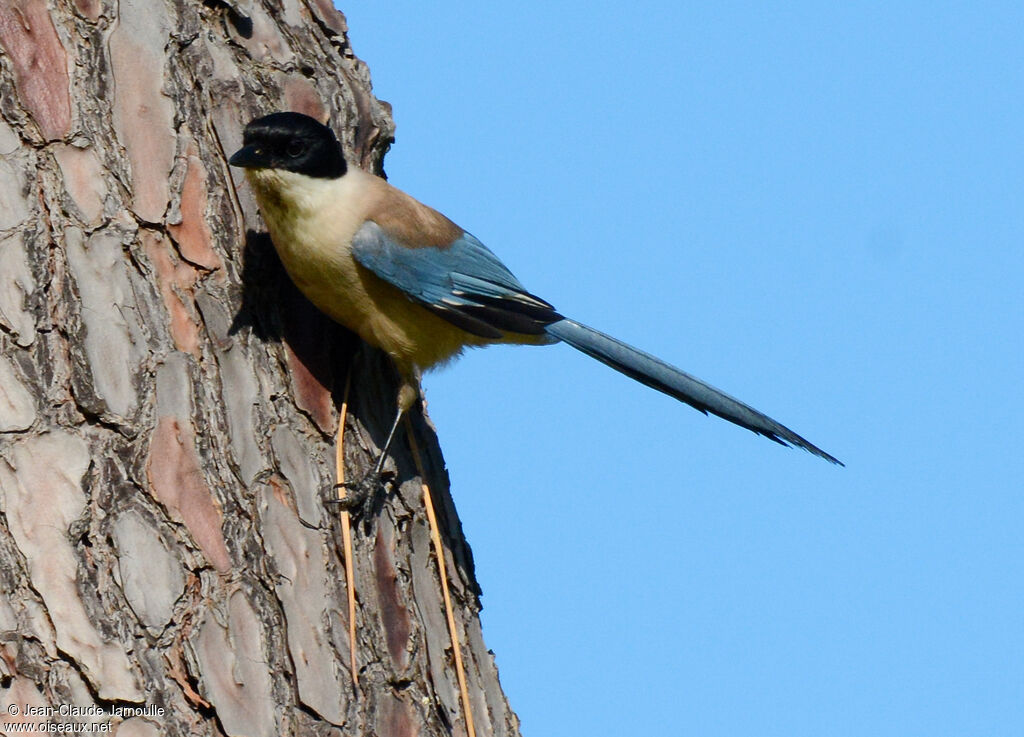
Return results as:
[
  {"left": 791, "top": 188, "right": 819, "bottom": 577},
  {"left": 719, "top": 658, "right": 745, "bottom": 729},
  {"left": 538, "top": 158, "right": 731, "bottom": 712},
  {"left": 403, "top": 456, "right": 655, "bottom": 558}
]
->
[{"left": 229, "top": 112, "right": 346, "bottom": 179}]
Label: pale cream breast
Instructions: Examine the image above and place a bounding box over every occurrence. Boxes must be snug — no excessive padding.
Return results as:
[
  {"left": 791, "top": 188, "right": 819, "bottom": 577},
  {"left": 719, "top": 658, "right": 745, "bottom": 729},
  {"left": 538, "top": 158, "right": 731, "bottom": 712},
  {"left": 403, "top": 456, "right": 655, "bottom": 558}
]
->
[{"left": 245, "top": 166, "right": 491, "bottom": 374}]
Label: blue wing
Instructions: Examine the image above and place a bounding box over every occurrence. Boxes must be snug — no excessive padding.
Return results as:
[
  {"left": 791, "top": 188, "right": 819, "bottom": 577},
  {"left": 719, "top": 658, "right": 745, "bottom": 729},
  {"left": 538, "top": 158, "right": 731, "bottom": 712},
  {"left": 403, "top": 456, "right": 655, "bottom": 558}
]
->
[{"left": 351, "top": 221, "right": 561, "bottom": 339}]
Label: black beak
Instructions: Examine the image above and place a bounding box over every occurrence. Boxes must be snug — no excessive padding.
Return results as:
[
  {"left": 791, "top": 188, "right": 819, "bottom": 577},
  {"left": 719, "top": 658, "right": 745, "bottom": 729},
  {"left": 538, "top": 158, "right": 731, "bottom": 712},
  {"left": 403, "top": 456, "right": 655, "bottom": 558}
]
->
[{"left": 228, "top": 144, "right": 264, "bottom": 169}]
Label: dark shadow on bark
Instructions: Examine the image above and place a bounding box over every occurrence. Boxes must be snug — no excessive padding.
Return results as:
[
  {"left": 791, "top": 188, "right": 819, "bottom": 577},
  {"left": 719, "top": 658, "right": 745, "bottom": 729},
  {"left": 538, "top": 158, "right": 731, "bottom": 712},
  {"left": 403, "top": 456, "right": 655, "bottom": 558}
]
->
[{"left": 230, "top": 228, "right": 359, "bottom": 395}]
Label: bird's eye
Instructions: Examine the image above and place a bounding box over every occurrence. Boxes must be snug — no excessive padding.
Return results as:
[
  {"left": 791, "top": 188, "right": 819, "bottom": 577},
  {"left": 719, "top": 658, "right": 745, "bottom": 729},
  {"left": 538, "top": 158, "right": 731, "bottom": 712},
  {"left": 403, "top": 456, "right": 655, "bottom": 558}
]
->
[{"left": 285, "top": 140, "right": 304, "bottom": 158}]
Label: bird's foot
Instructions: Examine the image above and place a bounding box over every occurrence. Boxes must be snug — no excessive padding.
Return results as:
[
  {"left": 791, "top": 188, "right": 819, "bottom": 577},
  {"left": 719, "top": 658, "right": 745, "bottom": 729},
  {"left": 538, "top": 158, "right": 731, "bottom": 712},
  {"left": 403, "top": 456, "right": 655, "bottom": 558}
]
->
[{"left": 325, "top": 469, "right": 396, "bottom": 518}]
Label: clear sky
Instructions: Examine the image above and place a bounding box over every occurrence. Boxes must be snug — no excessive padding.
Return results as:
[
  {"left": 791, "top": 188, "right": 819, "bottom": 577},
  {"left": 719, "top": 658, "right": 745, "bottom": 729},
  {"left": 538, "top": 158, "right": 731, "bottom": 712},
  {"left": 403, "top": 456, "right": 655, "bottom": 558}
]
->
[{"left": 342, "top": 4, "right": 1022, "bottom": 735}]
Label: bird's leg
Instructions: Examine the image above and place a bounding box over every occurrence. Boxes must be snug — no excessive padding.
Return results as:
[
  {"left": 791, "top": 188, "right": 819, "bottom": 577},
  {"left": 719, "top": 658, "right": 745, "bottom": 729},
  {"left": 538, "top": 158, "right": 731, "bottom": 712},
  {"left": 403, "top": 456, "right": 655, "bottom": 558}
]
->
[
  {"left": 329, "top": 380, "right": 420, "bottom": 516},
  {"left": 330, "top": 404, "right": 402, "bottom": 514}
]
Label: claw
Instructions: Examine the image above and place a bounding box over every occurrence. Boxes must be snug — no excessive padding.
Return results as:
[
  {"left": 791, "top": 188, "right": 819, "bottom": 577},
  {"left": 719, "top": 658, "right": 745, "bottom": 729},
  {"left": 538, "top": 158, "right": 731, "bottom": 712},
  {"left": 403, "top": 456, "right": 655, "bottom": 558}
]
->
[{"left": 325, "top": 469, "right": 395, "bottom": 517}]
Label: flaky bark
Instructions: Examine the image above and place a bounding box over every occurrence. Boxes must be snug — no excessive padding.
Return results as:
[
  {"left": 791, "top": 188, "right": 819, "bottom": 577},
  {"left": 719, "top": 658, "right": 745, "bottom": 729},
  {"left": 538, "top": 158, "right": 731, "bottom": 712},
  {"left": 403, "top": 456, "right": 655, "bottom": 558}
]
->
[{"left": 0, "top": 2, "right": 518, "bottom": 735}]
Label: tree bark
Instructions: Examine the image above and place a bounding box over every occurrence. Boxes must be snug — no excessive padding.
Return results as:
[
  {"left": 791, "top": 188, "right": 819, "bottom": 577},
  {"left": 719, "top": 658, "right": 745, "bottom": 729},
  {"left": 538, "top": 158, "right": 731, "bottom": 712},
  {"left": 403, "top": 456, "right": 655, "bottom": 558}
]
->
[{"left": 0, "top": 2, "right": 519, "bottom": 735}]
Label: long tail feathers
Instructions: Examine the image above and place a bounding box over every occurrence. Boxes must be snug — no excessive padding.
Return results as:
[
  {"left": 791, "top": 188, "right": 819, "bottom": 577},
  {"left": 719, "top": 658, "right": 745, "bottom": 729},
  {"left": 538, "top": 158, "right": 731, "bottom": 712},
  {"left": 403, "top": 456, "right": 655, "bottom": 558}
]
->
[{"left": 544, "top": 319, "right": 842, "bottom": 466}]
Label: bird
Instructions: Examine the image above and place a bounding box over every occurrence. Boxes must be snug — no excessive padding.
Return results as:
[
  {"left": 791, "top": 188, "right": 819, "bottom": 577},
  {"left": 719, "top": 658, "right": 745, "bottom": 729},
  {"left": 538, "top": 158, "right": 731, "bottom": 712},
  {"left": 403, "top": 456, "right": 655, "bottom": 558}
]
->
[{"left": 229, "top": 111, "right": 842, "bottom": 496}]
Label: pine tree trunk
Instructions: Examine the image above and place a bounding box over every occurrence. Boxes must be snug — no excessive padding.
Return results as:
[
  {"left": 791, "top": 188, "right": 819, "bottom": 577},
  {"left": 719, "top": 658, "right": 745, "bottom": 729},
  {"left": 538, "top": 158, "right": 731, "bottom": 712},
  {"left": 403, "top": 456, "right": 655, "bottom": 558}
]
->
[{"left": 0, "top": 2, "right": 518, "bottom": 735}]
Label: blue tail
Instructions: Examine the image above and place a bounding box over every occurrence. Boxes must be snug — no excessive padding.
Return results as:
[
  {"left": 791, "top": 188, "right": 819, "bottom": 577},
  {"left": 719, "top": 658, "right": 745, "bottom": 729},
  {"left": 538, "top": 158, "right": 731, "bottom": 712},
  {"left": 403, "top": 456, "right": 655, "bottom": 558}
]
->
[{"left": 544, "top": 319, "right": 842, "bottom": 465}]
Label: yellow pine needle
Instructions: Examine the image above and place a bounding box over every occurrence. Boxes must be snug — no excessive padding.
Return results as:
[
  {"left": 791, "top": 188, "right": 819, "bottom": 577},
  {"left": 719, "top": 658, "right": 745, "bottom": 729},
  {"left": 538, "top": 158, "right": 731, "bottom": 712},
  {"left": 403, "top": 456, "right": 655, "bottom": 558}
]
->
[{"left": 405, "top": 416, "right": 476, "bottom": 737}]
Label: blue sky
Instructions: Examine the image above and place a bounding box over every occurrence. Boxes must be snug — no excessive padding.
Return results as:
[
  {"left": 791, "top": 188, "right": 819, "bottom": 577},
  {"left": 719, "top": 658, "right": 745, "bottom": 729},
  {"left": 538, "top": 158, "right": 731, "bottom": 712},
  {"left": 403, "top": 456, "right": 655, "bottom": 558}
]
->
[{"left": 341, "top": 4, "right": 1022, "bottom": 735}]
